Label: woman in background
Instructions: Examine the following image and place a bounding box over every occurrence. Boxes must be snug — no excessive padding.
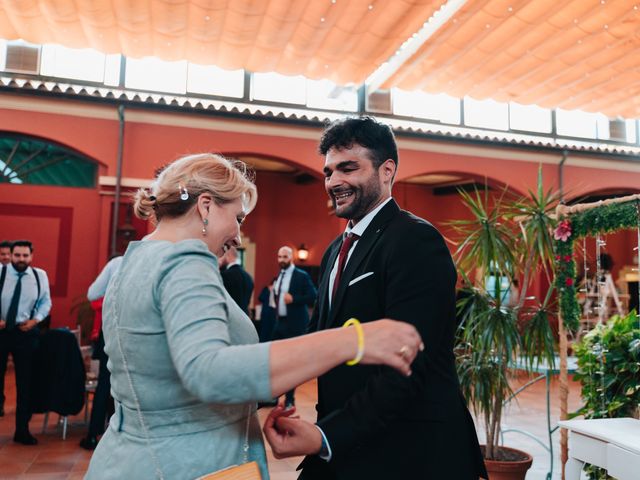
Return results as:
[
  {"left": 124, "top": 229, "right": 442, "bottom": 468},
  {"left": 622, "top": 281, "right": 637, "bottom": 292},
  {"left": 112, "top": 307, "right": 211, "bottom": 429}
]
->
[{"left": 79, "top": 254, "right": 122, "bottom": 450}]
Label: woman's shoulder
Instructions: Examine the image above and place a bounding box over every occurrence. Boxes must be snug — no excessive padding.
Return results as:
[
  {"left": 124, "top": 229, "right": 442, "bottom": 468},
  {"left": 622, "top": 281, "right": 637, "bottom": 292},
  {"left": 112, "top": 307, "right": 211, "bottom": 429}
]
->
[
  {"left": 127, "top": 239, "right": 215, "bottom": 260},
  {"left": 127, "top": 239, "right": 220, "bottom": 281}
]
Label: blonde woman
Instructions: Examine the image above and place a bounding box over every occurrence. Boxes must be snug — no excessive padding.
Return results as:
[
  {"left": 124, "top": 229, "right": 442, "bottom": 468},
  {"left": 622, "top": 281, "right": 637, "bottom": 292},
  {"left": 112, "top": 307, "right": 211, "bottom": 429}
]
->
[{"left": 85, "top": 154, "right": 422, "bottom": 480}]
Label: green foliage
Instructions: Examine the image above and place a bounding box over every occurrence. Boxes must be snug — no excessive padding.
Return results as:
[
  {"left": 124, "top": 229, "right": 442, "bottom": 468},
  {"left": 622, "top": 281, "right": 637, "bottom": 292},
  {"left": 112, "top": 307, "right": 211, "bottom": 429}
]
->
[
  {"left": 449, "top": 187, "right": 516, "bottom": 295},
  {"left": 572, "top": 311, "right": 640, "bottom": 479},
  {"left": 451, "top": 167, "right": 559, "bottom": 460},
  {"left": 573, "top": 311, "right": 640, "bottom": 419},
  {"left": 521, "top": 295, "right": 557, "bottom": 371},
  {"left": 505, "top": 167, "right": 560, "bottom": 286},
  {"left": 555, "top": 200, "right": 640, "bottom": 332}
]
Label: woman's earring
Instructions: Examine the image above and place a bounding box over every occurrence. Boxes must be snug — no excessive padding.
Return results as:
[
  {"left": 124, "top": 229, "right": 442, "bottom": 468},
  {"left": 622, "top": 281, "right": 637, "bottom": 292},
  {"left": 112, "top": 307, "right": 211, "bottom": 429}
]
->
[
  {"left": 179, "top": 185, "right": 189, "bottom": 201},
  {"left": 202, "top": 218, "right": 209, "bottom": 236}
]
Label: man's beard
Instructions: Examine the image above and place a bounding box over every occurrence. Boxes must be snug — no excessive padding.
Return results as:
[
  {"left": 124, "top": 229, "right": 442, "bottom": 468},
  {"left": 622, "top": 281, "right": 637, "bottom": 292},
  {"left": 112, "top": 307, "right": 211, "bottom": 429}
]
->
[
  {"left": 333, "top": 175, "right": 382, "bottom": 222},
  {"left": 278, "top": 261, "right": 290, "bottom": 269},
  {"left": 12, "top": 261, "right": 29, "bottom": 272}
]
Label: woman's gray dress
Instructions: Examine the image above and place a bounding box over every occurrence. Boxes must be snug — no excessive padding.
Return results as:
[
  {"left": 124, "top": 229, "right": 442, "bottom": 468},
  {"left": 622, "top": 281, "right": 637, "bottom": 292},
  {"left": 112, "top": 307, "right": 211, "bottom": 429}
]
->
[{"left": 85, "top": 240, "right": 272, "bottom": 479}]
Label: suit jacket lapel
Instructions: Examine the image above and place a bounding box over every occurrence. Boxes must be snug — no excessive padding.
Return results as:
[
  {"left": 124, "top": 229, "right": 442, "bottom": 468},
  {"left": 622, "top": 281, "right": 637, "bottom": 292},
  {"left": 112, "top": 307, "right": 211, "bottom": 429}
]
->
[{"left": 328, "top": 200, "right": 400, "bottom": 327}]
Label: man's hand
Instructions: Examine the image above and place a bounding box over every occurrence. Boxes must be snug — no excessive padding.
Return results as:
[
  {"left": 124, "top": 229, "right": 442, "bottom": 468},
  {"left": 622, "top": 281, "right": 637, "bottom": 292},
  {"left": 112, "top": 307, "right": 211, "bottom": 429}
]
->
[
  {"left": 0, "top": 320, "right": 5, "bottom": 330},
  {"left": 263, "top": 406, "right": 322, "bottom": 459},
  {"left": 283, "top": 293, "right": 293, "bottom": 304},
  {"left": 18, "top": 319, "right": 38, "bottom": 332}
]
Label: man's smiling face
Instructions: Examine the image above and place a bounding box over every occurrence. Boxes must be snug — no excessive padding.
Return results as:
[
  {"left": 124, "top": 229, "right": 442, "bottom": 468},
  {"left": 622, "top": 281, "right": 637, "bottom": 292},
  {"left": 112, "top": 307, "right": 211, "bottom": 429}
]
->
[{"left": 323, "top": 144, "right": 387, "bottom": 223}]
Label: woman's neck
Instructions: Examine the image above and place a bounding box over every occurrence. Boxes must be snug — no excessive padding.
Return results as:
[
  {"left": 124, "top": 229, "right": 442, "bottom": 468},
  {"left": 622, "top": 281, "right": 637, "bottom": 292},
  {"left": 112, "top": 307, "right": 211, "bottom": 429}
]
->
[{"left": 145, "top": 217, "right": 197, "bottom": 243}]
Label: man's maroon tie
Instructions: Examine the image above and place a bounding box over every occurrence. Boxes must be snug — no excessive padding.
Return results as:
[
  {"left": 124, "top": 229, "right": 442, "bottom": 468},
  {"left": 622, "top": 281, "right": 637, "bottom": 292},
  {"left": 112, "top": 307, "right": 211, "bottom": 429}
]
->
[{"left": 331, "top": 233, "right": 360, "bottom": 301}]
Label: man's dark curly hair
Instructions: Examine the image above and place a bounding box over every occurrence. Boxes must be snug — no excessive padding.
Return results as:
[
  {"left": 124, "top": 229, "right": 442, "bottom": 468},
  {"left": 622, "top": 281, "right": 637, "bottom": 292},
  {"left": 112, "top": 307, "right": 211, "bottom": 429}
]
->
[
  {"left": 318, "top": 116, "right": 398, "bottom": 169},
  {"left": 10, "top": 240, "right": 33, "bottom": 252}
]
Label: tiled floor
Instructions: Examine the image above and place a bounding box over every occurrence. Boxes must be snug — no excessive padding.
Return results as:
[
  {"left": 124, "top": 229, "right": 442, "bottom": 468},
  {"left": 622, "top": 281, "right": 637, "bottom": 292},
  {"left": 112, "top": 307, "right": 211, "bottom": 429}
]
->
[{"left": 0, "top": 367, "right": 584, "bottom": 479}]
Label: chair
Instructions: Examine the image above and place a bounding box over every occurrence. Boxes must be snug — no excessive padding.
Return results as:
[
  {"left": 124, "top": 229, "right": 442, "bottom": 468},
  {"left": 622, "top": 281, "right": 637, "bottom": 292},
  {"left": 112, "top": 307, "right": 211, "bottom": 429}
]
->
[
  {"left": 37, "top": 328, "right": 86, "bottom": 439},
  {"left": 42, "top": 328, "right": 96, "bottom": 438},
  {"left": 83, "top": 354, "right": 99, "bottom": 423}
]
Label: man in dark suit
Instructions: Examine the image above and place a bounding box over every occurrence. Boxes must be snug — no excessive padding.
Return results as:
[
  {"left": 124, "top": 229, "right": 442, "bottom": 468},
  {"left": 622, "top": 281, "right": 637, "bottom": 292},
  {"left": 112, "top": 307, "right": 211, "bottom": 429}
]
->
[
  {"left": 264, "top": 117, "right": 487, "bottom": 479},
  {"left": 219, "top": 246, "right": 254, "bottom": 315},
  {"left": 271, "top": 246, "right": 317, "bottom": 407}
]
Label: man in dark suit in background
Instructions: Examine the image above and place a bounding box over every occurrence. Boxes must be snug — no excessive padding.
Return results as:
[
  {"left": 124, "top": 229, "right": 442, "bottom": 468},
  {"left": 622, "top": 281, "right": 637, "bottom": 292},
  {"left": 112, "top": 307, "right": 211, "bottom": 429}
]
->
[
  {"left": 271, "top": 246, "right": 317, "bottom": 407},
  {"left": 264, "top": 117, "right": 487, "bottom": 479},
  {"left": 219, "top": 246, "right": 254, "bottom": 315}
]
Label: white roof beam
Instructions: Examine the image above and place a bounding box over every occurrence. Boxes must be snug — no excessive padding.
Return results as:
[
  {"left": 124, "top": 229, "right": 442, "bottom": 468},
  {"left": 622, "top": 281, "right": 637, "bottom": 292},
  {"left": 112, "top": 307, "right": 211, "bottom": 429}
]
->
[{"left": 365, "top": 0, "right": 469, "bottom": 94}]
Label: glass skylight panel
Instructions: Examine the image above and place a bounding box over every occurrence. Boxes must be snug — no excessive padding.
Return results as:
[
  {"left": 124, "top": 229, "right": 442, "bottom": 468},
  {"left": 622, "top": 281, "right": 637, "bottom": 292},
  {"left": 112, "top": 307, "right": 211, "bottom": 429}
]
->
[
  {"left": 125, "top": 57, "right": 188, "bottom": 94},
  {"left": 464, "top": 97, "right": 509, "bottom": 131},
  {"left": 306, "top": 79, "right": 357, "bottom": 111},
  {"left": 0, "top": 159, "right": 22, "bottom": 184},
  {"left": 596, "top": 115, "right": 610, "bottom": 140},
  {"left": 392, "top": 89, "right": 461, "bottom": 124},
  {"left": 104, "top": 54, "right": 121, "bottom": 86},
  {"left": 625, "top": 120, "right": 637, "bottom": 143},
  {"left": 556, "top": 109, "right": 598, "bottom": 139},
  {"left": 0, "top": 39, "right": 7, "bottom": 70},
  {"left": 40, "top": 45, "right": 106, "bottom": 82},
  {"left": 252, "top": 72, "right": 306, "bottom": 104},
  {"left": 509, "top": 102, "right": 552, "bottom": 133},
  {"left": 187, "top": 63, "right": 244, "bottom": 98}
]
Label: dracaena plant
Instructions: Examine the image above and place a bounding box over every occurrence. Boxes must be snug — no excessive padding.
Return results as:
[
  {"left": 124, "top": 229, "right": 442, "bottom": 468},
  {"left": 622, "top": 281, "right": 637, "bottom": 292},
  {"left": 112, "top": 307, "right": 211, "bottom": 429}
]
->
[{"left": 451, "top": 167, "right": 558, "bottom": 461}]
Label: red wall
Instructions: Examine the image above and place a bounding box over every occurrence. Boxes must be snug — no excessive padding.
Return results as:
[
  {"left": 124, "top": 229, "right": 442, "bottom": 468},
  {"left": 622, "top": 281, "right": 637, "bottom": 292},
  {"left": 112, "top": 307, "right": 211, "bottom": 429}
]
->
[
  {"left": 243, "top": 171, "right": 342, "bottom": 297},
  {"left": 2, "top": 95, "right": 640, "bottom": 328},
  {"left": 0, "top": 183, "right": 102, "bottom": 328},
  {"left": 576, "top": 231, "right": 638, "bottom": 285}
]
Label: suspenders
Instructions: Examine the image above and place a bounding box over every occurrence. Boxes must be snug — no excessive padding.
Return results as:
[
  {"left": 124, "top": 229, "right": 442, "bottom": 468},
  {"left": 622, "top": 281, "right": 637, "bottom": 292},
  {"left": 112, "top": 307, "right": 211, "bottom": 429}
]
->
[
  {"left": 0, "top": 265, "right": 41, "bottom": 319},
  {"left": 32, "top": 268, "right": 41, "bottom": 318},
  {"left": 0, "top": 265, "right": 5, "bottom": 315}
]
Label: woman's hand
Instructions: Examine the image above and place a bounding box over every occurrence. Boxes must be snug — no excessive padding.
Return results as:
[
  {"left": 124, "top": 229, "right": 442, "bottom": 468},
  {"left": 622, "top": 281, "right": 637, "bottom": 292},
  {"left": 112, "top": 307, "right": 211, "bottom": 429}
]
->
[
  {"left": 262, "top": 406, "right": 323, "bottom": 459},
  {"left": 358, "top": 319, "right": 424, "bottom": 376}
]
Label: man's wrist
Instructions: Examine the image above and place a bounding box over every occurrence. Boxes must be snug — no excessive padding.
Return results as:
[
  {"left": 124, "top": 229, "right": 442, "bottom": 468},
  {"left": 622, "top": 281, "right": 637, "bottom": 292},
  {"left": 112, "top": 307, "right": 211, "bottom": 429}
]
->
[{"left": 315, "top": 426, "right": 332, "bottom": 461}]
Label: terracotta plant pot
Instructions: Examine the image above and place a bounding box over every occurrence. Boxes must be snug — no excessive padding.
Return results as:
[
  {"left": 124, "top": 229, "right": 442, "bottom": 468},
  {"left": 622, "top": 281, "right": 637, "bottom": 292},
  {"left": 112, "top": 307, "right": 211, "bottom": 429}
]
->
[{"left": 482, "top": 445, "right": 533, "bottom": 480}]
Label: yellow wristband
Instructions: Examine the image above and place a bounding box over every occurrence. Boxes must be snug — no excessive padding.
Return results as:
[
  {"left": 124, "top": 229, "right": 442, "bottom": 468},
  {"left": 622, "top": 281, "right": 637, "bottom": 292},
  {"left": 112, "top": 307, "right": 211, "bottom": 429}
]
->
[{"left": 343, "top": 318, "right": 364, "bottom": 366}]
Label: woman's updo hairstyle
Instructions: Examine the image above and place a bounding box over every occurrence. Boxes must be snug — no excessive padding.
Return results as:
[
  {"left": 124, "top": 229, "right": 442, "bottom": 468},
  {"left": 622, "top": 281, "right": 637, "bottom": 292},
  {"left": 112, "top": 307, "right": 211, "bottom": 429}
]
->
[{"left": 133, "top": 153, "right": 257, "bottom": 222}]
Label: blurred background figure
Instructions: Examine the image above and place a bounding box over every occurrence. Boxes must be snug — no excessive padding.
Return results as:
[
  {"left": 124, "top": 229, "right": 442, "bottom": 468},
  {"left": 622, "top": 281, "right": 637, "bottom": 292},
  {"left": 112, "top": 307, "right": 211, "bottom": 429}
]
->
[
  {"left": 270, "top": 246, "right": 317, "bottom": 408},
  {"left": 219, "top": 246, "right": 254, "bottom": 315},
  {"left": 78, "top": 254, "right": 122, "bottom": 450},
  {"left": 257, "top": 277, "right": 277, "bottom": 343},
  {"left": 0, "top": 240, "right": 11, "bottom": 266},
  {"left": 0, "top": 240, "right": 51, "bottom": 445}
]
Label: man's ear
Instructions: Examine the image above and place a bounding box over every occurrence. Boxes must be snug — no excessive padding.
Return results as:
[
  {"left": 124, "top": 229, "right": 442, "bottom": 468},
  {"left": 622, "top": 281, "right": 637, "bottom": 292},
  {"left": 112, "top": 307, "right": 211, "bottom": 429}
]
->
[{"left": 380, "top": 159, "right": 396, "bottom": 184}]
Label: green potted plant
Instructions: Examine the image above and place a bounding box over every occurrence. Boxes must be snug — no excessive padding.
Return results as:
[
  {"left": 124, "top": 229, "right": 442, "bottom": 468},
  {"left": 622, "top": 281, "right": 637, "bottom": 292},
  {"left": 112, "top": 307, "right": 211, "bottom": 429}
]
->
[
  {"left": 451, "top": 169, "right": 558, "bottom": 480},
  {"left": 572, "top": 310, "right": 640, "bottom": 479}
]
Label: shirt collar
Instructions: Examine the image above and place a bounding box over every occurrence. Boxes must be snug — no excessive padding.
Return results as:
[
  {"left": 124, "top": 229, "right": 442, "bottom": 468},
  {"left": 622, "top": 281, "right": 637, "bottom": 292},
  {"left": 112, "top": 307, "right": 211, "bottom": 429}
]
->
[
  {"left": 8, "top": 264, "right": 31, "bottom": 276},
  {"left": 345, "top": 197, "right": 393, "bottom": 238},
  {"left": 282, "top": 264, "right": 295, "bottom": 274}
]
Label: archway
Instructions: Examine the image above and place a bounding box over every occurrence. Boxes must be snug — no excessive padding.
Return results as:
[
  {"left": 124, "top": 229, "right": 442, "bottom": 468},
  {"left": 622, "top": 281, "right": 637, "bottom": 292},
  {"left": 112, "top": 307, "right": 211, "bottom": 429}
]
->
[
  {"left": 0, "top": 132, "right": 107, "bottom": 329},
  {"left": 0, "top": 132, "right": 102, "bottom": 186},
  {"left": 221, "top": 153, "right": 340, "bottom": 311},
  {"left": 567, "top": 187, "right": 640, "bottom": 321},
  {"left": 395, "top": 170, "right": 525, "bottom": 250}
]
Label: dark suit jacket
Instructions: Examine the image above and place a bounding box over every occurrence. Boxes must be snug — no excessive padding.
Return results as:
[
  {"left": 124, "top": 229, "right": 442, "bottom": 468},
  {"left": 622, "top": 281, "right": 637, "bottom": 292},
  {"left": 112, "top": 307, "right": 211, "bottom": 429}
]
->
[
  {"left": 220, "top": 264, "right": 254, "bottom": 315},
  {"left": 258, "top": 286, "right": 277, "bottom": 342},
  {"left": 272, "top": 268, "right": 317, "bottom": 339},
  {"left": 300, "top": 200, "right": 487, "bottom": 480},
  {"left": 31, "top": 328, "right": 86, "bottom": 416}
]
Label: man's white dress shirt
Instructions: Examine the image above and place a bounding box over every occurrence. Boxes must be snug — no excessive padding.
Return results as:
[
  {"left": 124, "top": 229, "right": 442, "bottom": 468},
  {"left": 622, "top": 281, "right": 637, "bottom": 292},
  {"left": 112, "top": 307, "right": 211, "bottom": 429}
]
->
[{"left": 0, "top": 263, "right": 52, "bottom": 323}]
